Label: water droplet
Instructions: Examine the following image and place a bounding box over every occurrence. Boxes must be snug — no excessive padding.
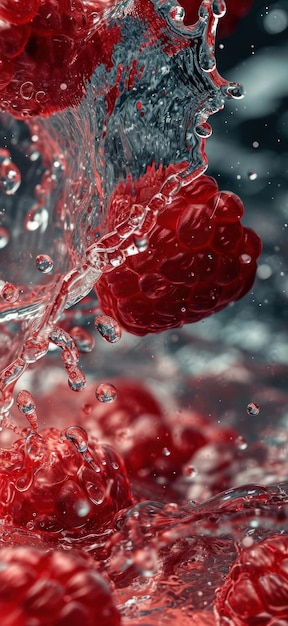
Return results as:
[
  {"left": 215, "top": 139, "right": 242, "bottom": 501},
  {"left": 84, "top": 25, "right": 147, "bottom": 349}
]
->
[
  {"left": 0, "top": 227, "right": 9, "bottom": 249},
  {"left": 162, "top": 447, "right": 171, "bottom": 456},
  {"left": 235, "top": 436, "right": 248, "bottom": 451},
  {"left": 246, "top": 402, "right": 260, "bottom": 416},
  {"left": 75, "top": 499, "right": 91, "bottom": 517},
  {"left": 65, "top": 425, "right": 88, "bottom": 453},
  {"left": 0, "top": 157, "right": 21, "bottom": 195},
  {"left": 26, "top": 521, "right": 34, "bottom": 531},
  {"left": 240, "top": 253, "right": 252, "bottom": 264},
  {"left": 25, "top": 205, "right": 49, "bottom": 232},
  {"left": 69, "top": 327, "right": 95, "bottom": 353},
  {"left": 35, "top": 254, "right": 54, "bottom": 273},
  {"left": 248, "top": 170, "right": 258, "bottom": 181},
  {"left": 95, "top": 382, "right": 118, "bottom": 403},
  {"left": 94, "top": 315, "right": 122, "bottom": 343},
  {"left": 1, "top": 283, "right": 19, "bottom": 303},
  {"left": 67, "top": 366, "right": 86, "bottom": 392},
  {"left": 226, "top": 83, "right": 245, "bottom": 100},
  {"left": 16, "top": 390, "right": 36, "bottom": 415},
  {"left": 133, "top": 235, "right": 149, "bottom": 252},
  {"left": 25, "top": 432, "right": 45, "bottom": 461}
]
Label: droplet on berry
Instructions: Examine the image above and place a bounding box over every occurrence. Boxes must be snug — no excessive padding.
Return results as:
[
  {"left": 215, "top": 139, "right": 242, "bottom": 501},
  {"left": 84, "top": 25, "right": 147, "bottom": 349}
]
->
[{"left": 96, "top": 383, "right": 118, "bottom": 403}]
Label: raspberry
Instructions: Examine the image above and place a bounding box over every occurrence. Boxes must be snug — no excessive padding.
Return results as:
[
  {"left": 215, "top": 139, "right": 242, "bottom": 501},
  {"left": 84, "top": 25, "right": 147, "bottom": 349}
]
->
[
  {"left": 214, "top": 534, "right": 288, "bottom": 625},
  {"left": 0, "top": 426, "right": 131, "bottom": 546},
  {"left": 0, "top": 545, "right": 120, "bottom": 626},
  {"left": 0, "top": 0, "right": 120, "bottom": 117},
  {"left": 95, "top": 174, "right": 261, "bottom": 336}
]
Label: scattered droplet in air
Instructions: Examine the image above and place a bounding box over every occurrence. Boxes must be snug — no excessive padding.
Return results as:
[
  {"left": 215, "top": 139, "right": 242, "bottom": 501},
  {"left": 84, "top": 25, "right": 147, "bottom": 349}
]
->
[
  {"left": 162, "top": 447, "right": 171, "bottom": 456},
  {"left": 248, "top": 170, "right": 258, "bottom": 180},
  {"left": 246, "top": 402, "right": 260, "bottom": 416},
  {"left": 0, "top": 227, "right": 9, "bottom": 249},
  {"left": 1, "top": 282, "right": 20, "bottom": 303},
  {"left": 35, "top": 254, "right": 54, "bottom": 273},
  {"left": 65, "top": 425, "right": 89, "bottom": 453},
  {"left": 69, "top": 327, "right": 95, "bottom": 353},
  {"left": 0, "top": 155, "right": 21, "bottom": 195},
  {"left": 95, "top": 382, "right": 118, "bottom": 403},
  {"left": 94, "top": 314, "right": 122, "bottom": 343}
]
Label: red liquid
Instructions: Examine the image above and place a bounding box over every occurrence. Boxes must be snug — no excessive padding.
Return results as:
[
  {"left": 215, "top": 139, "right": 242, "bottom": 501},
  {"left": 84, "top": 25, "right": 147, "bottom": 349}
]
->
[{"left": 0, "top": 0, "right": 286, "bottom": 625}]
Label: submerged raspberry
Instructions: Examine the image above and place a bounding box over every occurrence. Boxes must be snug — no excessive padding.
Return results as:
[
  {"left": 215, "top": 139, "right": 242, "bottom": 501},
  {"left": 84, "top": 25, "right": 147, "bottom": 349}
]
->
[
  {"left": 0, "top": 545, "right": 121, "bottom": 626},
  {"left": 95, "top": 174, "right": 262, "bottom": 336},
  {"left": 0, "top": 426, "right": 131, "bottom": 542},
  {"left": 214, "top": 534, "right": 288, "bottom": 625}
]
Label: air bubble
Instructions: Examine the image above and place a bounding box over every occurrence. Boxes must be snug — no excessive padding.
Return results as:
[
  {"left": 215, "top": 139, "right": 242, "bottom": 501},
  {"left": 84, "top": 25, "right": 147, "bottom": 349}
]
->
[
  {"left": 69, "top": 327, "right": 95, "bottom": 353},
  {"left": 94, "top": 315, "right": 122, "bottom": 343},
  {"left": 95, "top": 383, "right": 118, "bottom": 403},
  {"left": 0, "top": 156, "right": 21, "bottom": 195},
  {"left": 1, "top": 283, "right": 19, "bottom": 303},
  {"left": 35, "top": 254, "right": 54, "bottom": 273},
  {"left": 20, "top": 81, "right": 34, "bottom": 100},
  {"left": 65, "top": 425, "right": 89, "bottom": 453},
  {"left": 0, "top": 227, "right": 9, "bottom": 249},
  {"left": 248, "top": 170, "right": 258, "bottom": 180},
  {"left": 246, "top": 402, "right": 260, "bottom": 416}
]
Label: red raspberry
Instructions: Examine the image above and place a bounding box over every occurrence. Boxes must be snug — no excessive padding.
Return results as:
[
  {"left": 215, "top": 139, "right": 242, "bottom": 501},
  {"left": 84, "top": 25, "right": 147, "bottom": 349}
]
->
[
  {"left": 95, "top": 174, "right": 261, "bottom": 336},
  {"left": 0, "top": 0, "right": 120, "bottom": 117},
  {"left": 0, "top": 426, "right": 131, "bottom": 546},
  {"left": 214, "top": 534, "right": 288, "bottom": 625},
  {"left": 0, "top": 545, "right": 120, "bottom": 626}
]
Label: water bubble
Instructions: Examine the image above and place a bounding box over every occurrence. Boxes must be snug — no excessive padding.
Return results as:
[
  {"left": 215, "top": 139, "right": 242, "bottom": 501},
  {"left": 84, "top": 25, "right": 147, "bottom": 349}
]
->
[
  {"left": 69, "top": 327, "right": 95, "bottom": 353},
  {"left": 246, "top": 402, "right": 260, "bottom": 416},
  {"left": 0, "top": 157, "right": 21, "bottom": 195},
  {"left": 65, "top": 425, "right": 89, "bottom": 453},
  {"left": 95, "top": 382, "right": 118, "bottom": 403},
  {"left": 20, "top": 81, "right": 34, "bottom": 100},
  {"left": 35, "top": 254, "right": 54, "bottom": 273},
  {"left": 248, "top": 170, "right": 258, "bottom": 181},
  {"left": 0, "top": 227, "right": 9, "bottom": 249},
  {"left": 94, "top": 315, "right": 122, "bottom": 343},
  {"left": 1, "top": 283, "right": 19, "bottom": 303}
]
